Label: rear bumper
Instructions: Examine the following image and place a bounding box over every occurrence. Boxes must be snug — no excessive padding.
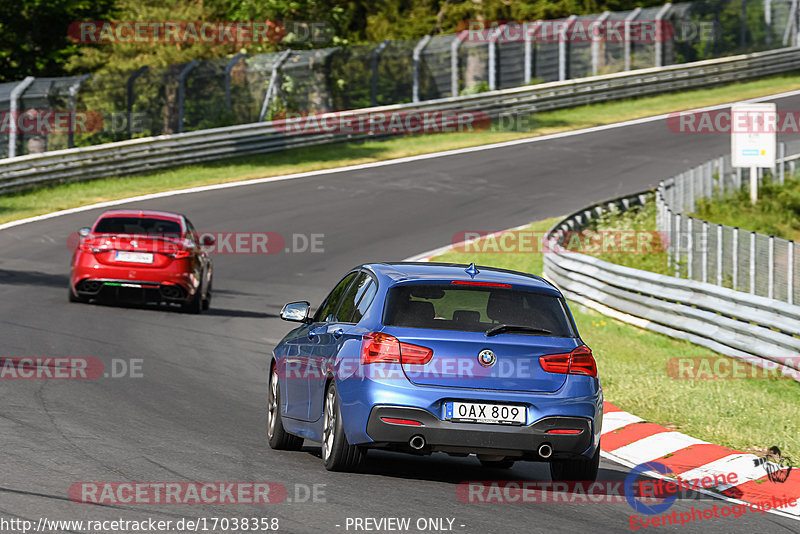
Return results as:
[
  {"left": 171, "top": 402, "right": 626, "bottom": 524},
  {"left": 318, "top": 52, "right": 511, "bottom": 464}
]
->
[
  {"left": 72, "top": 278, "right": 190, "bottom": 303},
  {"left": 365, "top": 405, "right": 592, "bottom": 459}
]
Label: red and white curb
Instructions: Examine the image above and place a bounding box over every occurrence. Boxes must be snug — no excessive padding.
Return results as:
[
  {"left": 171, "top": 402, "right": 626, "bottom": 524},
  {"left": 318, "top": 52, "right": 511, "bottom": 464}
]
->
[
  {"left": 404, "top": 242, "right": 799, "bottom": 522},
  {"left": 602, "top": 402, "right": 799, "bottom": 520}
]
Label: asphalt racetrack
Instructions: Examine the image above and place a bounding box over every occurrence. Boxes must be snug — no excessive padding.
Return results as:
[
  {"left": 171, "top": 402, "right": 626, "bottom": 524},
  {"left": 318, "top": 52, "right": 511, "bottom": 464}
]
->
[{"left": 2, "top": 94, "right": 799, "bottom": 533}]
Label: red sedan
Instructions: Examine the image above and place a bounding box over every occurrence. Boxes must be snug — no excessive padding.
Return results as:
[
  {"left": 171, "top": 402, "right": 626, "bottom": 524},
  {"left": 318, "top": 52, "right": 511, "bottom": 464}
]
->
[{"left": 69, "top": 210, "right": 214, "bottom": 313}]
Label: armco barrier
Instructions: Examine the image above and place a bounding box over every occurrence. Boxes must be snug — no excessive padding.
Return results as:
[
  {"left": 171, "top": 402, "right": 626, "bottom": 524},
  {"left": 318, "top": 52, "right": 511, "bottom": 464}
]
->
[
  {"left": 542, "top": 192, "right": 800, "bottom": 382},
  {"left": 3, "top": 46, "right": 800, "bottom": 194}
]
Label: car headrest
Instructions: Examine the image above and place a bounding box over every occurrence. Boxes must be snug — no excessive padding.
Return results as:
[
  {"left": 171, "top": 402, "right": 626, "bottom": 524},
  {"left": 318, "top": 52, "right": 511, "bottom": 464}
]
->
[
  {"left": 453, "top": 310, "right": 481, "bottom": 323},
  {"left": 486, "top": 291, "right": 523, "bottom": 324},
  {"left": 402, "top": 300, "right": 436, "bottom": 326}
]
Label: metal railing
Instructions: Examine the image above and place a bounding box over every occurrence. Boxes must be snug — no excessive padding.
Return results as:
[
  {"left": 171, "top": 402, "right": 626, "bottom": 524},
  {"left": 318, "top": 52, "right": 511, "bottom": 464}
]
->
[
  {"left": 656, "top": 142, "right": 800, "bottom": 305},
  {"left": 3, "top": 46, "right": 800, "bottom": 195},
  {"left": 0, "top": 0, "right": 796, "bottom": 158},
  {"left": 543, "top": 192, "right": 800, "bottom": 383}
]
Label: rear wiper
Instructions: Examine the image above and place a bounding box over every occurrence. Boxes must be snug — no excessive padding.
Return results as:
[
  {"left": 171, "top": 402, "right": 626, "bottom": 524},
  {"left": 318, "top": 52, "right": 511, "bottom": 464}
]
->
[{"left": 485, "top": 324, "right": 553, "bottom": 337}]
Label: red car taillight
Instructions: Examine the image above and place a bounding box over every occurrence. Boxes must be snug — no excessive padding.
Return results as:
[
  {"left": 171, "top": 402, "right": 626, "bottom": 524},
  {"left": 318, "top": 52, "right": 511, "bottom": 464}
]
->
[
  {"left": 78, "top": 238, "right": 110, "bottom": 253},
  {"left": 539, "top": 345, "right": 597, "bottom": 377},
  {"left": 162, "top": 249, "right": 191, "bottom": 259},
  {"left": 360, "top": 332, "right": 433, "bottom": 365}
]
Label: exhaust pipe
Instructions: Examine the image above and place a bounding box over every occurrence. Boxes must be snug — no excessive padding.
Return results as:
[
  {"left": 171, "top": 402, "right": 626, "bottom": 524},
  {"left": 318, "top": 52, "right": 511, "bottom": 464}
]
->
[
  {"left": 409, "top": 435, "right": 426, "bottom": 450},
  {"left": 538, "top": 443, "right": 553, "bottom": 459}
]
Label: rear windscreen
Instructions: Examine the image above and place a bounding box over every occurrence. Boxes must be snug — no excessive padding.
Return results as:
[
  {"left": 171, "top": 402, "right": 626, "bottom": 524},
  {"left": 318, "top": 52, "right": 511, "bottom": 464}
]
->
[
  {"left": 383, "top": 284, "right": 576, "bottom": 337},
  {"left": 94, "top": 217, "right": 182, "bottom": 237}
]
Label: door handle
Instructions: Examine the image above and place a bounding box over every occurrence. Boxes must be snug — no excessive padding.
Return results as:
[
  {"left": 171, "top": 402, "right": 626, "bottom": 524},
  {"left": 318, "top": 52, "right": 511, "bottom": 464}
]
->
[{"left": 332, "top": 328, "right": 344, "bottom": 339}]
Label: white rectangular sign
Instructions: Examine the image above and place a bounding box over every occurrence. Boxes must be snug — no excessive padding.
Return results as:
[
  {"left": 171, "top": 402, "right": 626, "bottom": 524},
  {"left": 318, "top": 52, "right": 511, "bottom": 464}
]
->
[{"left": 731, "top": 103, "right": 777, "bottom": 168}]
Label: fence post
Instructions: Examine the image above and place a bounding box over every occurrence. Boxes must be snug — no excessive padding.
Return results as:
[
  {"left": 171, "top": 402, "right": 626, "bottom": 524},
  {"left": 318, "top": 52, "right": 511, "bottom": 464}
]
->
[
  {"left": 789, "top": 241, "right": 795, "bottom": 305},
  {"left": 674, "top": 213, "right": 682, "bottom": 277},
  {"left": 224, "top": 53, "right": 246, "bottom": 113},
  {"left": 655, "top": 3, "right": 673, "bottom": 67},
  {"left": 732, "top": 227, "right": 739, "bottom": 290},
  {"left": 524, "top": 22, "right": 541, "bottom": 83},
  {"left": 258, "top": 49, "right": 291, "bottom": 122},
  {"left": 559, "top": 16, "right": 577, "bottom": 81},
  {"left": 701, "top": 221, "right": 708, "bottom": 283},
  {"left": 735, "top": 167, "right": 742, "bottom": 189},
  {"left": 687, "top": 218, "right": 693, "bottom": 280},
  {"left": 412, "top": 35, "right": 432, "bottom": 103},
  {"left": 779, "top": 141, "right": 785, "bottom": 184},
  {"left": 451, "top": 33, "right": 464, "bottom": 97},
  {"left": 126, "top": 67, "right": 148, "bottom": 139},
  {"left": 371, "top": 39, "right": 391, "bottom": 105},
  {"left": 624, "top": 8, "right": 642, "bottom": 71},
  {"left": 766, "top": 0, "right": 772, "bottom": 46},
  {"left": 67, "top": 74, "right": 90, "bottom": 149},
  {"left": 717, "top": 224, "right": 723, "bottom": 286},
  {"left": 488, "top": 24, "right": 507, "bottom": 91},
  {"left": 741, "top": 0, "right": 750, "bottom": 49},
  {"left": 592, "top": 12, "right": 611, "bottom": 76},
  {"left": 749, "top": 231, "right": 756, "bottom": 294},
  {"left": 768, "top": 235, "right": 775, "bottom": 299},
  {"left": 689, "top": 168, "right": 696, "bottom": 212},
  {"left": 177, "top": 59, "right": 199, "bottom": 134},
  {"left": 8, "top": 76, "right": 35, "bottom": 158}
]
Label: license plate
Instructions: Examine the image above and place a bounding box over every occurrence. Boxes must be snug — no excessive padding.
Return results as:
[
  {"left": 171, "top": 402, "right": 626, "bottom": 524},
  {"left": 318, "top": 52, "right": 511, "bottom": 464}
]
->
[
  {"left": 115, "top": 251, "right": 153, "bottom": 263},
  {"left": 446, "top": 401, "right": 526, "bottom": 425}
]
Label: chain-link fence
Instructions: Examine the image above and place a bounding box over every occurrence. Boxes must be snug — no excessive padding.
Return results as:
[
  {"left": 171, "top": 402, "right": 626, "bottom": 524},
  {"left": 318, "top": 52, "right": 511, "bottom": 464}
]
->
[
  {"left": 657, "top": 140, "right": 800, "bottom": 305},
  {"left": 1, "top": 0, "right": 796, "bottom": 159}
]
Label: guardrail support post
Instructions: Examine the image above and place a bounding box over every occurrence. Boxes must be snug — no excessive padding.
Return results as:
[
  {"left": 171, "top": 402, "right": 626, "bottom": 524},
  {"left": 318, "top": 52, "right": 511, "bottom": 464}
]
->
[
  {"left": 655, "top": 3, "right": 673, "bottom": 68},
  {"left": 127, "top": 67, "right": 148, "bottom": 139},
  {"left": 8, "top": 76, "right": 35, "bottom": 158},
  {"left": 67, "top": 74, "right": 90, "bottom": 149},
  {"left": 717, "top": 224, "right": 723, "bottom": 286},
  {"left": 559, "top": 16, "right": 577, "bottom": 81},
  {"left": 371, "top": 40, "right": 391, "bottom": 105},
  {"left": 591, "top": 12, "right": 611, "bottom": 76},
  {"left": 768, "top": 235, "right": 775, "bottom": 299},
  {"left": 225, "top": 53, "right": 246, "bottom": 113},
  {"left": 732, "top": 227, "right": 739, "bottom": 290},
  {"left": 451, "top": 34, "right": 464, "bottom": 97},
  {"left": 624, "top": 8, "right": 642, "bottom": 71},
  {"left": 412, "top": 35, "right": 432, "bottom": 103},
  {"left": 259, "top": 49, "right": 292, "bottom": 122},
  {"left": 749, "top": 231, "right": 756, "bottom": 294},
  {"left": 178, "top": 59, "right": 199, "bottom": 134}
]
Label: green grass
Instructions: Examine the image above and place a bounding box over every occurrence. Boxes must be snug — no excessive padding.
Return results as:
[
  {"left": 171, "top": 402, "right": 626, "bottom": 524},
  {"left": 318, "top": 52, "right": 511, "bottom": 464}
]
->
[
  {"left": 435, "top": 218, "right": 800, "bottom": 461},
  {"left": 5, "top": 71, "right": 800, "bottom": 224},
  {"left": 692, "top": 174, "right": 800, "bottom": 241}
]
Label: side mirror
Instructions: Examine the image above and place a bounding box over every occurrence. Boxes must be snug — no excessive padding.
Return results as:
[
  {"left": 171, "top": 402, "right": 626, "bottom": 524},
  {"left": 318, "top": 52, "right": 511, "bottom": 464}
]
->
[
  {"left": 280, "top": 301, "right": 311, "bottom": 323},
  {"left": 78, "top": 227, "right": 91, "bottom": 237},
  {"left": 200, "top": 234, "right": 216, "bottom": 247}
]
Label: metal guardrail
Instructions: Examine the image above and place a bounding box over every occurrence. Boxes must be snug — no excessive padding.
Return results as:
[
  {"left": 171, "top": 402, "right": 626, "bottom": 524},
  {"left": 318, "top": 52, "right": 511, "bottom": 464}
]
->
[
  {"left": 543, "top": 192, "right": 800, "bottom": 382},
  {"left": 2, "top": 46, "right": 800, "bottom": 195},
  {"left": 655, "top": 146, "right": 800, "bottom": 305}
]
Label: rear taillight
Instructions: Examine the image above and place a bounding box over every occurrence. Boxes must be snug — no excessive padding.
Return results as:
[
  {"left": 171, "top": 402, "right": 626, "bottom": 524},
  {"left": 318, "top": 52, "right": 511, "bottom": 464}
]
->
[
  {"left": 162, "top": 249, "right": 191, "bottom": 259},
  {"left": 78, "top": 239, "right": 110, "bottom": 253},
  {"left": 360, "top": 332, "right": 433, "bottom": 365},
  {"left": 539, "top": 345, "right": 597, "bottom": 377}
]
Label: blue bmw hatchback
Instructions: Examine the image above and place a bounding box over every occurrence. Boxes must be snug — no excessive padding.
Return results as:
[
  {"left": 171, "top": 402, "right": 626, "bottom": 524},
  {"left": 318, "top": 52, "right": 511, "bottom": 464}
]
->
[{"left": 267, "top": 262, "right": 603, "bottom": 477}]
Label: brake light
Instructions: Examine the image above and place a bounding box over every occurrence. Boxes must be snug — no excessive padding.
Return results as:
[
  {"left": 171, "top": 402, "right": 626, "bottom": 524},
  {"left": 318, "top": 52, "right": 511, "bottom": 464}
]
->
[
  {"left": 546, "top": 429, "right": 583, "bottom": 434},
  {"left": 163, "top": 249, "right": 191, "bottom": 259},
  {"left": 78, "top": 239, "right": 110, "bottom": 253},
  {"left": 380, "top": 417, "right": 423, "bottom": 426},
  {"left": 539, "top": 345, "right": 597, "bottom": 377},
  {"left": 360, "top": 332, "right": 433, "bottom": 365},
  {"left": 450, "top": 281, "right": 511, "bottom": 288}
]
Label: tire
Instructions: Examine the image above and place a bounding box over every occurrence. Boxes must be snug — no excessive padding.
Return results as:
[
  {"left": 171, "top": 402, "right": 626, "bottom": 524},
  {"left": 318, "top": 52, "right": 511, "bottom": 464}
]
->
[
  {"left": 267, "top": 365, "right": 303, "bottom": 451},
  {"left": 479, "top": 458, "right": 516, "bottom": 469},
  {"left": 202, "top": 277, "right": 212, "bottom": 311},
  {"left": 550, "top": 445, "right": 600, "bottom": 482},
  {"left": 68, "top": 288, "right": 86, "bottom": 303},
  {"left": 322, "top": 381, "right": 365, "bottom": 472}
]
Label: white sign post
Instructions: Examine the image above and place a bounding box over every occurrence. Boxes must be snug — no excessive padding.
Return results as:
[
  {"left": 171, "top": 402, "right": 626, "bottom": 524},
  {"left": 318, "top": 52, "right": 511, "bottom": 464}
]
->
[{"left": 731, "top": 103, "right": 777, "bottom": 205}]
